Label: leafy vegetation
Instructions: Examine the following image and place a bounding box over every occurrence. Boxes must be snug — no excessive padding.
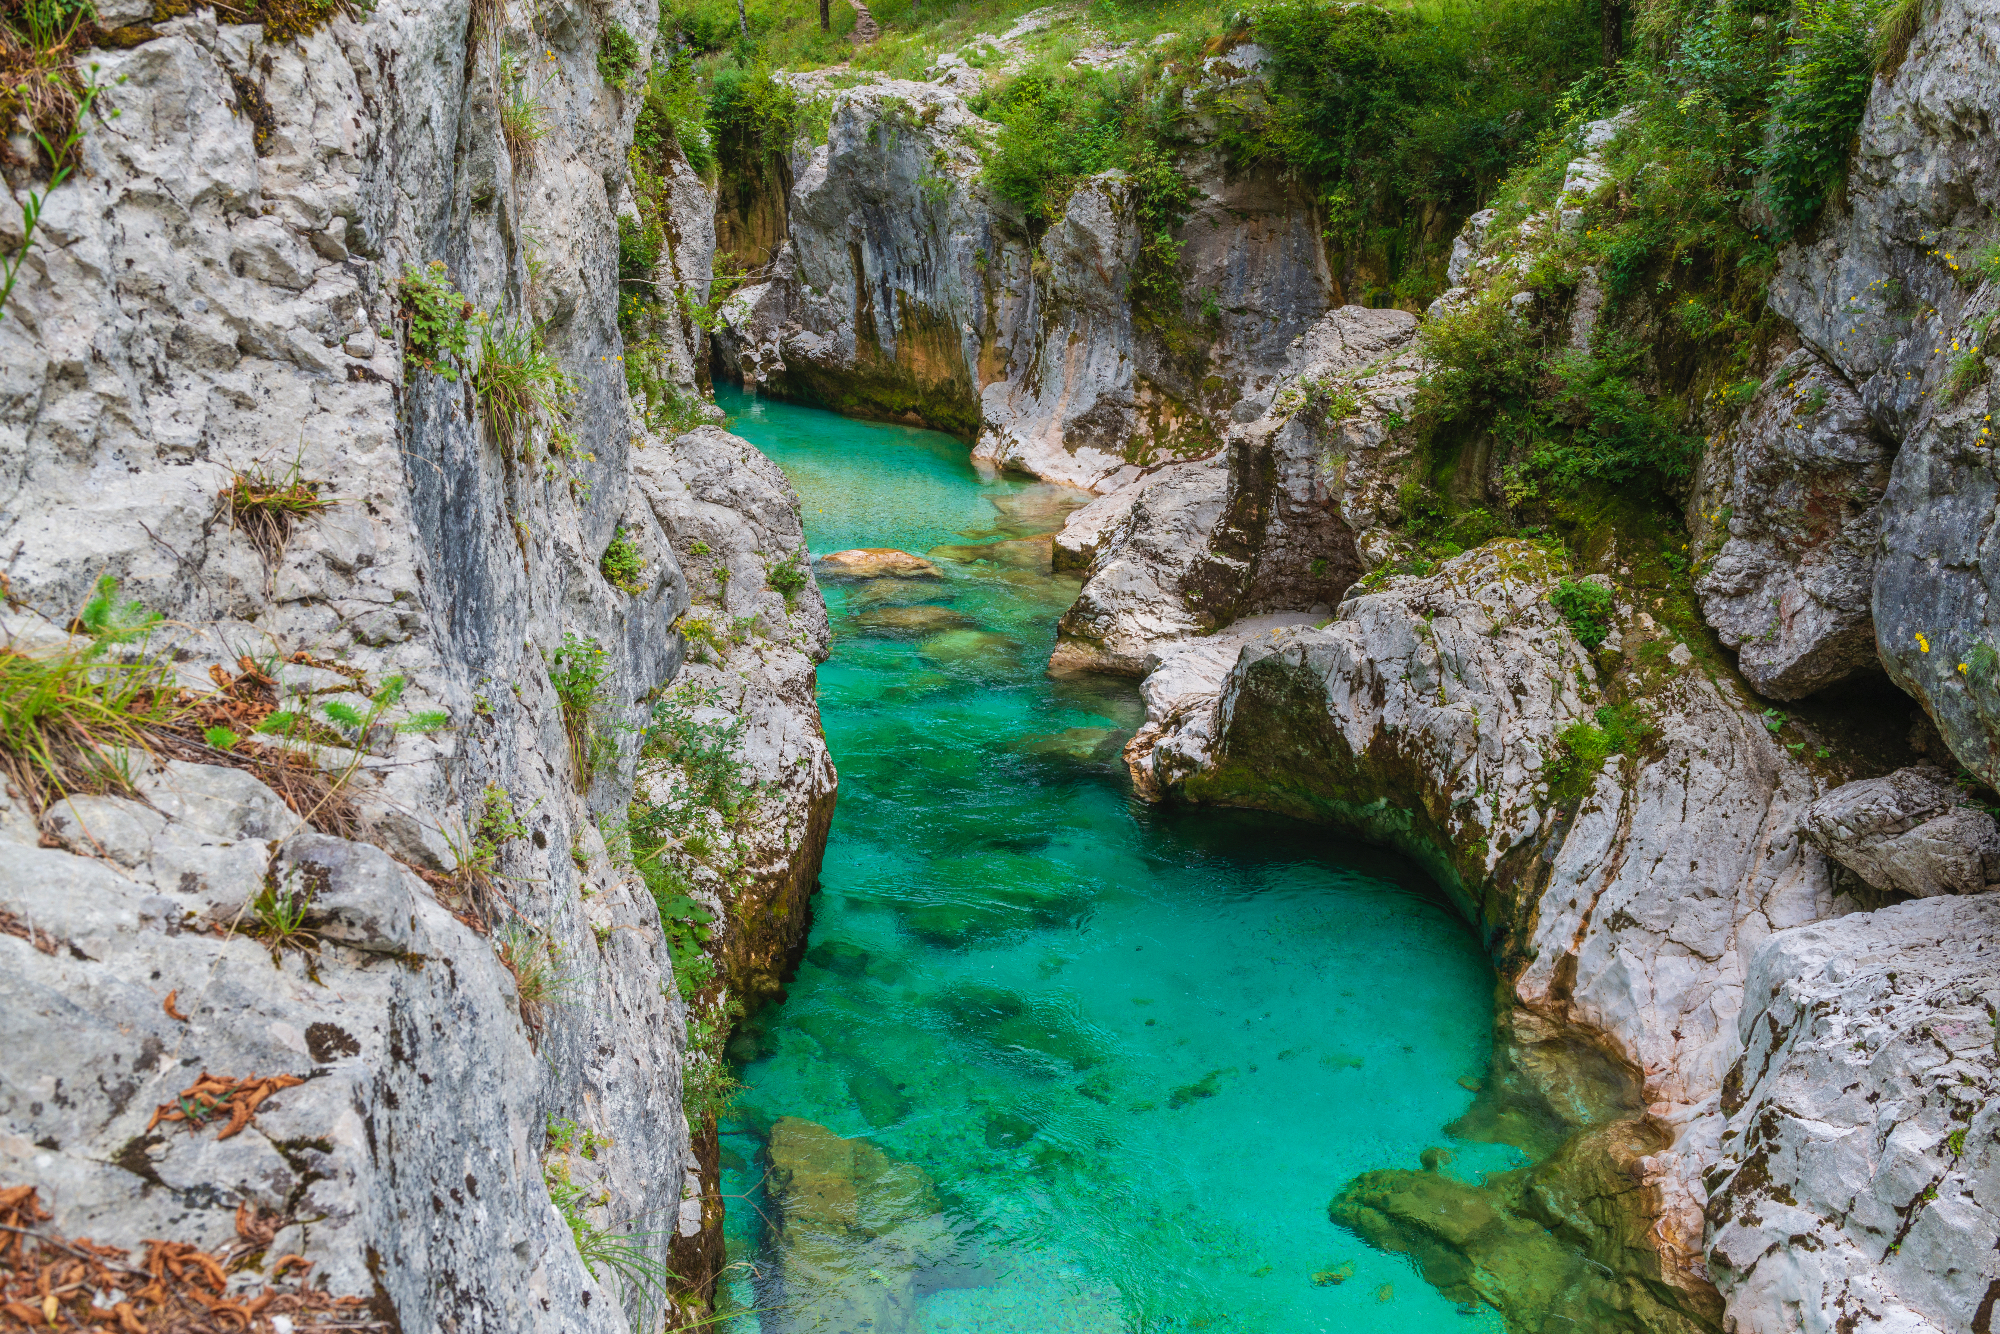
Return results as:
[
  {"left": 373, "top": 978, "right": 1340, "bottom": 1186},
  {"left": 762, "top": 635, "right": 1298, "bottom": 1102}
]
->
[
  {"left": 597, "top": 19, "right": 644, "bottom": 88},
  {"left": 765, "top": 548, "right": 810, "bottom": 604},
  {"left": 397, "top": 261, "right": 484, "bottom": 381},
  {"left": 1549, "top": 578, "right": 1616, "bottom": 649},
  {"left": 1544, "top": 702, "right": 1652, "bottom": 805},
  {"left": 547, "top": 632, "right": 615, "bottom": 786},
  {"left": 601, "top": 527, "right": 648, "bottom": 594}
]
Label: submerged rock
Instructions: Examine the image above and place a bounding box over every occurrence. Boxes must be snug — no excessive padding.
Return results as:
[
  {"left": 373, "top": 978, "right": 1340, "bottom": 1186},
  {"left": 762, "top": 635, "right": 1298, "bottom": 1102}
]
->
[
  {"left": 850, "top": 604, "right": 977, "bottom": 634},
  {"left": 766, "top": 1118, "right": 951, "bottom": 1334},
  {"left": 819, "top": 548, "right": 945, "bottom": 579}
]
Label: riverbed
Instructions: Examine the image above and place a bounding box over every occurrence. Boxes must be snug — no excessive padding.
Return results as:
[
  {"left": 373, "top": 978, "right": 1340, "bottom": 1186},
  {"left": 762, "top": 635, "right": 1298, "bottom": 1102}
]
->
[{"left": 712, "top": 386, "right": 1516, "bottom": 1334}]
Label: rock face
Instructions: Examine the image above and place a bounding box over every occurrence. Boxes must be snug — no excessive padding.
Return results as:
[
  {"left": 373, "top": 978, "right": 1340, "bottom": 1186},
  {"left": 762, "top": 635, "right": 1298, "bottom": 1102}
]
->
[
  {"left": 714, "top": 65, "right": 1339, "bottom": 491},
  {"left": 0, "top": 2, "right": 827, "bottom": 1329},
  {"left": 1802, "top": 767, "right": 2000, "bottom": 898},
  {"left": 1710, "top": 895, "right": 2000, "bottom": 1334},
  {"left": 1050, "top": 305, "right": 1422, "bottom": 673},
  {"left": 1688, "top": 349, "right": 1894, "bottom": 700},
  {"left": 1765, "top": 0, "right": 2000, "bottom": 778}
]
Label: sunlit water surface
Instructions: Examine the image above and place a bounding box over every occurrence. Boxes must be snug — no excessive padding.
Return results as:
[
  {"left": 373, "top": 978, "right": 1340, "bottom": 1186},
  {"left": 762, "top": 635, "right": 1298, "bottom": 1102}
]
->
[{"left": 712, "top": 385, "right": 1516, "bottom": 1334}]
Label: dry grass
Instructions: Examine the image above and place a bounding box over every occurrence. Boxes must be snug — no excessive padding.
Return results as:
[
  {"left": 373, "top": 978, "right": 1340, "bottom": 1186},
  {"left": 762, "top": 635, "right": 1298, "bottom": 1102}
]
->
[{"left": 221, "top": 460, "right": 333, "bottom": 570}]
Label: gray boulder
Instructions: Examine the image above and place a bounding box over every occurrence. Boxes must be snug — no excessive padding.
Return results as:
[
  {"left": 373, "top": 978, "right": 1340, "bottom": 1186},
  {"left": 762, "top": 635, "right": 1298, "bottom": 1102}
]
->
[
  {"left": 1802, "top": 766, "right": 2000, "bottom": 897},
  {"left": 1689, "top": 349, "right": 1893, "bottom": 699}
]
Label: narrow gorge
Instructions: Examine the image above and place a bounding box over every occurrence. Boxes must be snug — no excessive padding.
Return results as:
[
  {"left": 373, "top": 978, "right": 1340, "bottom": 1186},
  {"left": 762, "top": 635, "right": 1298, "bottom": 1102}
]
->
[{"left": 0, "top": 0, "right": 1995, "bottom": 1331}]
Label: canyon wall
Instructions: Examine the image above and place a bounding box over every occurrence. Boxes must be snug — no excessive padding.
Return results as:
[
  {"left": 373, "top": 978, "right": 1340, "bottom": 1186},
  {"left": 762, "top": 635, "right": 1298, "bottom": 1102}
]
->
[{"left": 0, "top": 1, "right": 825, "bottom": 1328}]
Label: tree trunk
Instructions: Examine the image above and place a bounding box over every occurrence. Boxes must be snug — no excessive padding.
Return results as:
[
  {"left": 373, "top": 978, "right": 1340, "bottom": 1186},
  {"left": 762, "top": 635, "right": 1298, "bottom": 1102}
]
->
[
  {"left": 1601, "top": 0, "right": 1623, "bottom": 65},
  {"left": 819, "top": 0, "right": 830, "bottom": 31},
  {"left": 736, "top": 0, "right": 748, "bottom": 37}
]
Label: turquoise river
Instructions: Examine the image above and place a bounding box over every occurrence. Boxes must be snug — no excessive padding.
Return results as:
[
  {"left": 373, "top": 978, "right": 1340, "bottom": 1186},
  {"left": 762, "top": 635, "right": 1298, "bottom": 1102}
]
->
[{"left": 710, "top": 386, "right": 1518, "bottom": 1334}]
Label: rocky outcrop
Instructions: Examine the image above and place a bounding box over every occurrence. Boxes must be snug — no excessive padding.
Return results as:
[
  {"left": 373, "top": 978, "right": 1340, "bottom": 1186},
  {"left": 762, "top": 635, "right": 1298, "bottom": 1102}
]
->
[
  {"left": 1050, "top": 304, "right": 1421, "bottom": 673},
  {"left": 1711, "top": 894, "right": 2000, "bottom": 1334},
  {"left": 1133, "top": 539, "right": 1866, "bottom": 1330},
  {"left": 1688, "top": 348, "right": 1894, "bottom": 700},
  {"left": 1802, "top": 766, "right": 2000, "bottom": 898},
  {"left": 714, "top": 60, "right": 1340, "bottom": 490},
  {"left": 0, "top": 2, "right": 826, "bottom": 1329},
  {"left": 1765, "top": 0, "right": 2000, "bottom": 779}
]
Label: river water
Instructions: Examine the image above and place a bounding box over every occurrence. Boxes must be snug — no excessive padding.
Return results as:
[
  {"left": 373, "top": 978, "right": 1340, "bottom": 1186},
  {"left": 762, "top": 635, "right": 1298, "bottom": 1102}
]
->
[{"left": 710, "top": 386, "right": 1516, "bottom": 1334}]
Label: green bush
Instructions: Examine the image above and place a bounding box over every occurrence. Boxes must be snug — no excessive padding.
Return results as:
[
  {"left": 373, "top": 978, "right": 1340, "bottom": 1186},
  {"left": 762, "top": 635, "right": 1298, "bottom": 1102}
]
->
[
  {"left": 601, "top": 527, "right": 647, "bottom": 594},
  {"left": 1549, "top": 578, "right": 1616, "bottom": 649},
  {"left": 617, "top": 214, "right": 663, "bottom": 296},
  {"left": 397, "top": 261, "right": 483, "bottom": 381},
  {"left": 1754, "top": 0, "right": 1877, "bottom": 236},
  {"left": 597, "top": 21, "right": 643, "bottom": 88},
  {"left": 765, "top": 548, "right": 810, "bottom": 602},
  {"left": 634, "top": 52, "right": 715, "bottom": 174},
  {"left": 978, "top": 63, "right": 1126, "bottom": 224}
]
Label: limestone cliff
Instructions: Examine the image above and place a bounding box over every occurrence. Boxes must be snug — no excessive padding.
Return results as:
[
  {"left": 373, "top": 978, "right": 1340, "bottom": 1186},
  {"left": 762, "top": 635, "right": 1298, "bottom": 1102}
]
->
[
  {"left": 711, "top": 53, "right": 1338, "bottom": 492},
  {"left": 0, "top": 2, "right": 826, "bottom": 1329}
]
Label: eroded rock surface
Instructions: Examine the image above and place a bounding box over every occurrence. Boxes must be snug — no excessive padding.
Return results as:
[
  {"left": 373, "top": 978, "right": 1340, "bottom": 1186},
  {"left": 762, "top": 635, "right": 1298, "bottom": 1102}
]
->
[
  {"left": 1802, "top": 766, "right": 2000, "bottom": 898},
  {"left": 1766, "top": 0, "right": 2000, "bottom": 778},
  {"left": 1688, "top": 349, "right": 1894, "bottom": 700},
  {"left": 0, "top": 0, "right": 828, "bottom": 1328},
  {"left": 1050, "top": 305, "right": 1421, "bottom": 673},
  {"left": 1711, "top": 895, "right": 2000, "bottom": 1334},
  {"left": 715, "top": 66, "right": 1341, "bottom": 490}
]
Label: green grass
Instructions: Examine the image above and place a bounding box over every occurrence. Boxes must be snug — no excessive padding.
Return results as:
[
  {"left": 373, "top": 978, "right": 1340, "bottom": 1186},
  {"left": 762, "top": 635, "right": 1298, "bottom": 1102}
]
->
[
  {"left": 0, "top": 579, "right": 176, "bottom": 809},
  {"left": 547, "top": 633, "right": 615, "bottom": 786},
  {"left": 472, "top": 321, "right": 575, "bottom": 460}
]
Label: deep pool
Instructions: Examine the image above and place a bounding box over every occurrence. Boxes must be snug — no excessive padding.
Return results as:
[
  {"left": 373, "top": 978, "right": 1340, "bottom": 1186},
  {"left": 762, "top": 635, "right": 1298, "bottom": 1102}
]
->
[{"left": 711, "top": 386, "right": 1516, "bottom": 1334}]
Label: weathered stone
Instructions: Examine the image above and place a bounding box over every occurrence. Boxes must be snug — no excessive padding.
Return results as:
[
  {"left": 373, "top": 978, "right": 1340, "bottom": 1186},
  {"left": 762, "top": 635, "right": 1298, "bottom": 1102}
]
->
[
  {"left": 1801, "top": 766, "right": 2000, "bottom": 897},
  {"left": 1710, "top": 894, "right": 2000, "bottom": 1334},
  {"left": 1688, "top": 349, "right": 1893, "bottom": 699},
  {"left": 1050, "top": 305, "right": 1421, "bottom": 673}
]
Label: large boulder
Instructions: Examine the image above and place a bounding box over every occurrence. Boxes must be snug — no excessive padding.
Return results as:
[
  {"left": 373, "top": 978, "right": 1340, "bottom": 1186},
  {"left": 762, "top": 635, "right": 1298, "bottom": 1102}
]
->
[
  {"left": 1688, "top": 349, "right": 1894, "bottom": 699},
  {"left": 1801, "top": 766, "right": 2000, "bottom": 898}
]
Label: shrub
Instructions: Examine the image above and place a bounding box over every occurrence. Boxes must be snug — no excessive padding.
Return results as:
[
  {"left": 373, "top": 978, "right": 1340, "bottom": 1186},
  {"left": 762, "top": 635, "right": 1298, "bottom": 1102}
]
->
[
  {"left": 1549, "top": 578, "right": 1616, "bottom": 649},
  {"left": 546, "top": 633, "right": 613, "bottom": 785},
  {"left": 397, "top": 262, "right": 483, "bottom": 381},
  {"left": 633, "top": 51, "right": 714, "bottom": 174},
  {"left": 1753, "top": 0, "right": 1877, "bottom": 237},
  {"left": 601, "top": 527, "right": 647, "bottom": 594},
  {"left": 616, "top": 214, "right": 663, "bottom": 295},
  {"left": 765, "top": 548, "right": 809, "bottom": 602},
  {"left": 597, "top": 20, "right": 643, "bottom": 88}
]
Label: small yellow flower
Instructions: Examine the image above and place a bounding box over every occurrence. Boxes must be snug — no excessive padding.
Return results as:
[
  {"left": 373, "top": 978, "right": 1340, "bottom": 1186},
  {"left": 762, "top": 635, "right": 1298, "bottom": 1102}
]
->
[
  {"left": 1916, "top": 632, "right": 1931, "bottom": 653},
  {"left": 1960, "top": 663, "right": 1970, "bottom": 674}
]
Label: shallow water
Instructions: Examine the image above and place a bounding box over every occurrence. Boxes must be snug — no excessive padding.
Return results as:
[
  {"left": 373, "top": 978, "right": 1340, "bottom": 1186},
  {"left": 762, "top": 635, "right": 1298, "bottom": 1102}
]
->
[{"left": 712, "top": 386, "right": 1518, "bottom": 1334}]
